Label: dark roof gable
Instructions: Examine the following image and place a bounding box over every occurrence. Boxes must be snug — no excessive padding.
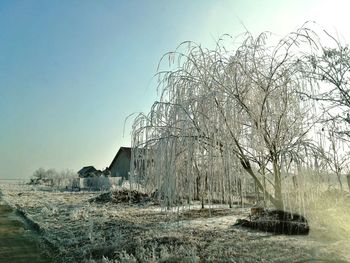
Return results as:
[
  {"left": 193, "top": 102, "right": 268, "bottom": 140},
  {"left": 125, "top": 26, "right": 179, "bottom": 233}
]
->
[
  {"left": 78, "top": 166, "right": 97, "bottom": 176},
  {"left": 109, "top": 147, "right": 131, "bottom": 170}
]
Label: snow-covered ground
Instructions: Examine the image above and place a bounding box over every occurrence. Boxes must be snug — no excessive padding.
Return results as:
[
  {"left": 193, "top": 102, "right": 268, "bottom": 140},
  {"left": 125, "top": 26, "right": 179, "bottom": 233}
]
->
[{"left": 0, "top": 183, "right": 349, "bottom": 263}]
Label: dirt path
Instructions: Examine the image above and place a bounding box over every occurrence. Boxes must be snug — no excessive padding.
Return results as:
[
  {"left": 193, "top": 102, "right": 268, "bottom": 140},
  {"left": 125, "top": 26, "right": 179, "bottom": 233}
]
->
[{"left": 0, "top": 199, "right": 50, "bottom": 263}]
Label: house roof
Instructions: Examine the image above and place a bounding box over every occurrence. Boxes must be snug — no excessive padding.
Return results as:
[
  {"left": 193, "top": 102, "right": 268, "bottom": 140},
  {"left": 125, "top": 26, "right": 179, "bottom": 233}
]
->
[
  {"left": 109, "top": 147, "right": 131, "bottom": 169},
  {"left": 78, "top": 166, "right": 97, "bottom": 176}
]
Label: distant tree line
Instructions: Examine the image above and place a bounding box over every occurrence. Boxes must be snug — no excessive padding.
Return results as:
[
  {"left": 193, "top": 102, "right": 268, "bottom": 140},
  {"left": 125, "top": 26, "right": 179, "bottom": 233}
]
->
[{"left": 30, "top": 168, "right": 79, "bottom": 189}]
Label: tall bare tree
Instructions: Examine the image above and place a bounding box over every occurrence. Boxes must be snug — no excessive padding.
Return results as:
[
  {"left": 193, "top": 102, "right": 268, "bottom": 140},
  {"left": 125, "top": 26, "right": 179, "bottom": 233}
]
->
[
  {"left": 302, "top": 30, "right": 350, "bottom": 136},
  {"left": 131, "top": 28, "right": 319, "bottom": 209}
]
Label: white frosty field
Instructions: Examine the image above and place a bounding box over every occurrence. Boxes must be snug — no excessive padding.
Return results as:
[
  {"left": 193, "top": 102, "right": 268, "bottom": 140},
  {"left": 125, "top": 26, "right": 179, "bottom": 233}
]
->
[{"left": 1, "top": 183, "right": 349, "bottom": 263}]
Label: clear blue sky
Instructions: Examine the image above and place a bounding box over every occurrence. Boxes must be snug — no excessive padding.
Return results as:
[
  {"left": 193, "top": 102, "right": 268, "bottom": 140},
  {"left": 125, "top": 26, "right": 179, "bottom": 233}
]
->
[{"left": 1, "top": 0, "right": 349, "bottom": 179}]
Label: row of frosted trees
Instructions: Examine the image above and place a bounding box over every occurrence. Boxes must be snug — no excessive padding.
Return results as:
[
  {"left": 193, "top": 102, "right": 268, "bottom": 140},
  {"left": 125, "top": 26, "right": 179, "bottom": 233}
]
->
[{"left": 130, "top": 24, "right": 350, "bottom": 210}]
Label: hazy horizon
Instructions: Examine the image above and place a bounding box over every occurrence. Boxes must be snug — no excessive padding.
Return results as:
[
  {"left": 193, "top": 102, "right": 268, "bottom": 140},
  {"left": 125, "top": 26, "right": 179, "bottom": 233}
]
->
[{"left": 1, "top": 0, "right": 350, "bottom": 179}]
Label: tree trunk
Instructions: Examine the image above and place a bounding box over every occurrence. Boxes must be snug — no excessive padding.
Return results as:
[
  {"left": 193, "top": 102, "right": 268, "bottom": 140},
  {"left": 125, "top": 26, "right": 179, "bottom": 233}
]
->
[
  {"left": 221, "top": 177, "right": 225, "bottom": 203},
  {"left": 336, "top": 172, "right": 343, "bottom": 191},
  {"left": 292, "top": 175, "right": 298, "bottom": 189},
  {"left": 272, "top": 158, "right": 283, "bottom": 209},
  {"left": 243, "top": 162, "right": 284, "bottom": 210},
  {"left": 237, "top": 178, "right": 242, "bottom": 206},
  {"left": 261, "top": 167, "right": 267, "bottom": 207},
  {"left": 195, "top": 176, "right": 200, "bottom": 200},
  {"left": 255, "top": 181, "right": 260, "bottom": 203},
  {"left": 228, "top": 175, "right": 232, "bottom": 208}
]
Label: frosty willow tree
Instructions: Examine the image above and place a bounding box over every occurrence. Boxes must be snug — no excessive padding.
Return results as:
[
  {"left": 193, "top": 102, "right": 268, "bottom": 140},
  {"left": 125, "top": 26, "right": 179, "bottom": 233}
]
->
[{"left": 131, "top": 27, "right": 328, "bottom": 209}]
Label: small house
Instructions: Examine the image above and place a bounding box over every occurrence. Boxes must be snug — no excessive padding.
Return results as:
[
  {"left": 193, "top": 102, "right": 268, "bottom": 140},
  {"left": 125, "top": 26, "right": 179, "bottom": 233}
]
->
[
  {"left": 78, "top": 166, "right": 110, "bottom": 190},
  {"left": 77, "top": 166, "right": 99, "bottom": 178},
  {"left": 109, "top": 147, "right": 131, "bottom": 179}
]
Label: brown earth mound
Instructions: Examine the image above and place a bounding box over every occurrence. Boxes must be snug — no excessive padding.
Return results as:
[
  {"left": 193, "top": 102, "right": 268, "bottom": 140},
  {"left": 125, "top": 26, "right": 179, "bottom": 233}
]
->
[
  {"left": 89, "top": 189, "right": 152, "bottom": 204},
  {"left": 234, "top": 209, "right": 309, "bottom": 235}
]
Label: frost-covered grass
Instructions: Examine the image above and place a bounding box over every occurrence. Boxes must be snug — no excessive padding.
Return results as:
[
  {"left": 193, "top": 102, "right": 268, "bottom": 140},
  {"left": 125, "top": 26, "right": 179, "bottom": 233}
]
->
[
  {"left": 302, "top": 189, "right": 350, "bottom": 261},
  {"left": 0, "top": 183, "right": 348, "bottom": 263}
]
